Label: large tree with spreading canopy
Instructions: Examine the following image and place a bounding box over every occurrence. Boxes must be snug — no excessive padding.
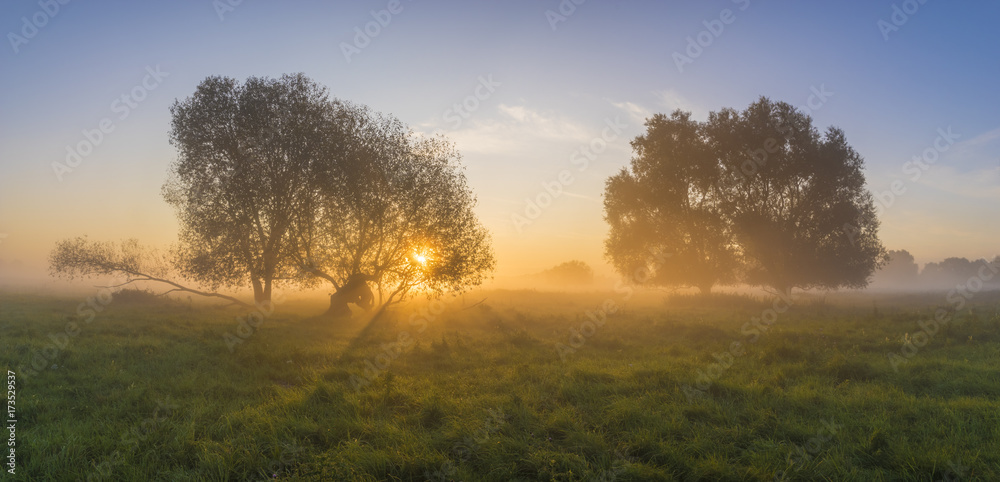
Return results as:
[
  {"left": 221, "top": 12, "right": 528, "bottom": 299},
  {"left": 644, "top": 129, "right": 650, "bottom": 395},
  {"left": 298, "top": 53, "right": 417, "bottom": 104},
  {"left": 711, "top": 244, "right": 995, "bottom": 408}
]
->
[
  {"left": 604, "top": 98, "right": 886, "bottom": 294},
  {"left": 51, "top": 73, "right": 495, "bottom": 313}
]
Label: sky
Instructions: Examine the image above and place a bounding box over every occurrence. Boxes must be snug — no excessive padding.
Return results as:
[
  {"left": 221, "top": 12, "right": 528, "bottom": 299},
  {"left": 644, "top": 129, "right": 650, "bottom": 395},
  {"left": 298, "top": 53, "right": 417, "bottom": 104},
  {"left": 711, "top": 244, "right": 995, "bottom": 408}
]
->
[{"left": 1, "top": 0, "right": 998, "bottom": 288}]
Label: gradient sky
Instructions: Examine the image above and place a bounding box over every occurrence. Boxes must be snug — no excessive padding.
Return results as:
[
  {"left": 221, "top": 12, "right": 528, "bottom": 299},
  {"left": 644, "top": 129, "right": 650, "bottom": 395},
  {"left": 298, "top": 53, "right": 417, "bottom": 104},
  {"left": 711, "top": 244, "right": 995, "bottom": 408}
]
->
[{"left": 1, "top": 0, "right": 998, "bottom": 286}]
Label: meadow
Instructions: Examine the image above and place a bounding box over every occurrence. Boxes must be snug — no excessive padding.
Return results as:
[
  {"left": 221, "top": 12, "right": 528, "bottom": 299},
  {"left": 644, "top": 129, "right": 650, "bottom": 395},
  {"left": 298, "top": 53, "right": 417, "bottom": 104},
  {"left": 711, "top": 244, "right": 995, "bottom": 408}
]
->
[{"left": 1, "top": 288, "right": 998, "bottom": 481}]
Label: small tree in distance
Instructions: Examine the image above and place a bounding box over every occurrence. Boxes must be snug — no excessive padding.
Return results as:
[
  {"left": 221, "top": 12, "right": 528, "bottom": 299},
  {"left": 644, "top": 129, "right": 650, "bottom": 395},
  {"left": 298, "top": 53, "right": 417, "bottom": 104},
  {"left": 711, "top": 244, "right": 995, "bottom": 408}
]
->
[{"left": 538, "top": 260, "right": 595, "bottom": 286}]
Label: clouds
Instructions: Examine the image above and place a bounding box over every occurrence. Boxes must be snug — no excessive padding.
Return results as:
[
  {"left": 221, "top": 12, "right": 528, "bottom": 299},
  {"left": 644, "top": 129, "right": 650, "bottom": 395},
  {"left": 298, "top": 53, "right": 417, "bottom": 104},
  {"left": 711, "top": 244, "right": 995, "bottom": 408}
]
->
[
  {"left": 915, "top": 165, "right": 1000, "bottom": 201},
  {"left": 950, "top": 125, "right": 1000, "bottom": 163},
  {"left": 420, "top": 103, "right": 608, "bottom": 156},
  {"left": 654, "top": 89, "right": 707, "bottom": 118},
  {"left": 608, "top": 89, "right": 707, "bottom": 127},
  {"left": 609, "top": 101, "right": 651, "bottom": 126},
  {"left": 912, "top": 125, "right": 1000, "bottom": 200}
]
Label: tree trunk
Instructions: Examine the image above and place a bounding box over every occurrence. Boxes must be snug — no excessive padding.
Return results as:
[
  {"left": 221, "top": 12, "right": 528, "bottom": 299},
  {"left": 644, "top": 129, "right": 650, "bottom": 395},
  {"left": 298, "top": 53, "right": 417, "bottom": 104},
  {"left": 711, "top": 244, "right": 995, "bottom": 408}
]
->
[
  {"left": 323, "top": 288, "right": 351, "bottom": 319},
  {"left": 773, "top": 285, "right": 793, "bottom": 301},
  {"left": 252, "top": 278, "right": 266, "bottom": 304}
]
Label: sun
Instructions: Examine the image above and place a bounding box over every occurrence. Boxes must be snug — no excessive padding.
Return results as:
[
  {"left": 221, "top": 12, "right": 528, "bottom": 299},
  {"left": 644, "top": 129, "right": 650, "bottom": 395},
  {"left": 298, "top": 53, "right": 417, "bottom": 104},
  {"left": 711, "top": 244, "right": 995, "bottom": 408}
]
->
[{"left": 412, "top": 248, "right": 433, "bottom": 266}]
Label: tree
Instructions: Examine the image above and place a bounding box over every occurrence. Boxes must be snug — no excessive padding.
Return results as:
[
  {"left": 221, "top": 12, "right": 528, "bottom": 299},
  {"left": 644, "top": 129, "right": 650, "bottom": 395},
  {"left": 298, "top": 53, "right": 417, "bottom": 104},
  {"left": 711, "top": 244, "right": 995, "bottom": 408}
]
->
[
  {"left": 538, "top": 260, "right": 595, "bottom": 286},
  {"left": 604, "top": 111, "right": 740, "bottom": 294},
  {"left": 286, "top": 103, "right": 495, "bottom": 314},
  {"left": 872, "top": 249, "right": 919, "bottom": 288},
  {"left": 920, "top": 257, "right": 978, "bottom": 287},
  {"left": 49, "top": 237, "right": 251, "bottom": 307},
  {"left": 164, "top": 73, "right": 336, "bottom": 304},
  {"left": 712, "top": 98, "right": 886, "bottom": 292},
  {"left": 51, "top": 74, "right": 495, "bottom": 312},
  {"left": 604, "top": 98, "right": 886, "bottom": 294}
]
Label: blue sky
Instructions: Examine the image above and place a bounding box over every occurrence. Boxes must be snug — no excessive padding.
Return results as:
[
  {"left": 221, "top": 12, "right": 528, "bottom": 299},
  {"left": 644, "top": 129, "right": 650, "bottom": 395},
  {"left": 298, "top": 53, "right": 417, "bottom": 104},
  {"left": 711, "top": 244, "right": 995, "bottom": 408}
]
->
[{"left": 1, "top": 0, "right": 998, "bottom": 281}]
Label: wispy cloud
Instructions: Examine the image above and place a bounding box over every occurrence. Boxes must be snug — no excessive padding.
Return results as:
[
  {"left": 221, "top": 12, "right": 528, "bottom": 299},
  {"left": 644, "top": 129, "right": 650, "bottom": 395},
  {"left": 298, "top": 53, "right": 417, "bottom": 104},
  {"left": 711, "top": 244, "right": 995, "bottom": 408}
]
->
[
  {"left": 916, "top": 165, "right": 1000, "bottom": 200},
  {"left": 654, "top": 89, "right": 706, "bottom": 118},
  {"left": 419, "top": 103, "right": 595, "bottom": 155},
  {"left": 937, "top": 125, "right": 1000, "bottom": 169},
  {"left": 955, "top": 126, "right": 1000, "bottom": 151},
  {"left": 609, "top": 100, "right": 651, "bottom": 126},
  {"left": 608, "top": 89, "right": 706, "bottom": 126}
]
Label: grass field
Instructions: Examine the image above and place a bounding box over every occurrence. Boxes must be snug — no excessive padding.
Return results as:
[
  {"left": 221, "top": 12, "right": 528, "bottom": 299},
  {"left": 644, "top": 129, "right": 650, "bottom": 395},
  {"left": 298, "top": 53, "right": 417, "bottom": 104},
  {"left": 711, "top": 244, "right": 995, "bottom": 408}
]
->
[{"left": 2, "top": 288, "right": 999, "bottom": 481}]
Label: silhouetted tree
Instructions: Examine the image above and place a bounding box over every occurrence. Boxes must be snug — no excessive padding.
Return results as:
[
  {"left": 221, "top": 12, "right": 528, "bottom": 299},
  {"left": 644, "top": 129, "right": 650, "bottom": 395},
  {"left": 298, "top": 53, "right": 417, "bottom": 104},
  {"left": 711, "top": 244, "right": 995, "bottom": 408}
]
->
[
  {"left": 711, "top": 98, "right": 885, "bottom": 292},
  {"left": 51, "top": 74, "right": 494, "bottom": 312},
  {"left": 538, "top": 260, "right": 594, "bottom": 286},
  {"left": 164, "top": 74, "right": 335, "bottom": 303},
  {"left": 49, "top": 237, "right": 251, "bottom": 307},
  {"left": 605, "top": 98, "right": 886, "bottom": 294},
  {"left": 604, "top": 111, "right": 738, "bottom": 294},
  {"left": 920, "top": 257, "right": 980, "bottom": 287},
  {"left": 872, "top": 249, "right": 919, "bottom": 288},
  {"left": 288, "top": 103, "right": 495, "bottom": 315}
]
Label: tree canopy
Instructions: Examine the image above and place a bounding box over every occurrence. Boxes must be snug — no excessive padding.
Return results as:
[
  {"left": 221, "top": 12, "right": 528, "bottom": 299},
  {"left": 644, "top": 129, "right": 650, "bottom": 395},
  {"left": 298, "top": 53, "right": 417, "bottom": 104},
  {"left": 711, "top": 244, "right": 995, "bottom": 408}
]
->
[
  {"left": 52, "top": 73, "right": 495, "bottom": 311},
  {"left": 604, "top": 111, "right": 738, "bottom": 294},
  {"left": 604, "top": 97, "right": 886, "bottom": 294},
  {"left": 163, "top": 73, "right": 334, "bottom": 303},
  {"left": 288, "top": 103, "right": 495, "bottom": 307}
]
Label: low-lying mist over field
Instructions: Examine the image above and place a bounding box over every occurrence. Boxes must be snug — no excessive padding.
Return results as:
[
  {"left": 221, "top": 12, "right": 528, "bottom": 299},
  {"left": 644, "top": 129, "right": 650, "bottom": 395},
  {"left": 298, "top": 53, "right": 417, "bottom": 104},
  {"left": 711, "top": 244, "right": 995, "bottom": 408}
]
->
[{"left": 2, "top": 1, "right": 999, "bottom": 480}]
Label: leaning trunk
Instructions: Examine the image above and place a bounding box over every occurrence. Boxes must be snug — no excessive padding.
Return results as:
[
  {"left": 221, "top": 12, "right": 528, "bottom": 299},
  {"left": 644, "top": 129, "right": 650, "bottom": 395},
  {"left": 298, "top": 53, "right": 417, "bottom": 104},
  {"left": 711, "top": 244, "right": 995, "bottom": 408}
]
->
[{"left": 323, "top": 284, "right": 352, "bottom": 318}]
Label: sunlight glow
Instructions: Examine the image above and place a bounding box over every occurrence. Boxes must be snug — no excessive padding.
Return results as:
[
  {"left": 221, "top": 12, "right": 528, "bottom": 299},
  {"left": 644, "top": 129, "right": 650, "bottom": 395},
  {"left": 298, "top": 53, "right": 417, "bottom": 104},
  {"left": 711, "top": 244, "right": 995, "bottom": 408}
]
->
[{"left": 412, "top": 249, "right": 432, "bottom": 266}]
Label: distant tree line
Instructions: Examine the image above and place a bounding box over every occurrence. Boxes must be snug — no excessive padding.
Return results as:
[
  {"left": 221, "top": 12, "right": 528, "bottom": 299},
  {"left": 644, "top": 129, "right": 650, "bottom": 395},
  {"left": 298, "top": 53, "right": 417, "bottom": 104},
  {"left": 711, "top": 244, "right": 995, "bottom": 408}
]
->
[{"left": 872, "top": 250, "right": 1000, "bottom": 289}]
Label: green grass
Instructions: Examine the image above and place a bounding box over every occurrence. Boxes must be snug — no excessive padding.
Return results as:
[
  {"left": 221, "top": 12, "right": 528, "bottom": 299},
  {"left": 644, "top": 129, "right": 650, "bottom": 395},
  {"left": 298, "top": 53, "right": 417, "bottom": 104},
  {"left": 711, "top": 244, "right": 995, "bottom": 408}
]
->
[{"left": 1, "top": 288, "right": 999, "bottom": 481}]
